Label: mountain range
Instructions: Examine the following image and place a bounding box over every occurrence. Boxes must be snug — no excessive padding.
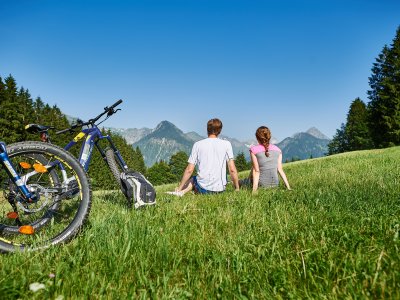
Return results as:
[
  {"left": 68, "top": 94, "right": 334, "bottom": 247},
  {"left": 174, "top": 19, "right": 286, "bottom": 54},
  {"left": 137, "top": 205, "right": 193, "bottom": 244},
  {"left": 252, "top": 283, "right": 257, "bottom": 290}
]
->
[
  {"left": 109, "top": 121, "right": 331, "bottom": 166},
  {"left": 278, "top": 129, "right": 330, "bottom": 162}
]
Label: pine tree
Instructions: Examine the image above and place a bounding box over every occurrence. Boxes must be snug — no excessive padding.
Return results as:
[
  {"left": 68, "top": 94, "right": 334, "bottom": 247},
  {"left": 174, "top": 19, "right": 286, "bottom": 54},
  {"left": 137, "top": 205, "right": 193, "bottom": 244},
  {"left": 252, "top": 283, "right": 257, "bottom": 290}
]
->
[
  {"left": 132, "top": 146, "right": 146, "bottom": 175},
  {"left": 345, "top": 98, "right": 372, "bottom": 150},
  {"left": 367, "top": 27, "right": 400, "bottom": 147},
  {"left": 235, "top": 152, "right": 249, "bottom": 172},
  {"left": 0, "top": 75, "right": 31, "bottom": 143},
  {"left": 328, "top": 123, "right": 348, "bottom": 155},
  {"left": 0, "top": 77, "right": 4, "bottom": 101}
]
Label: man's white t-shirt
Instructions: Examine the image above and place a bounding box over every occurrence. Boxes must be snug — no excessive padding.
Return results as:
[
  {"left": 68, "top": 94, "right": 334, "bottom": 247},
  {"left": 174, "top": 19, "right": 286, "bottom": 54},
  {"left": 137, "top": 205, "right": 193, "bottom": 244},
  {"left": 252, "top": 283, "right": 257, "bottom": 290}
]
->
[{"left": 188, "top": 137, "right": 234, "bottom": 192}]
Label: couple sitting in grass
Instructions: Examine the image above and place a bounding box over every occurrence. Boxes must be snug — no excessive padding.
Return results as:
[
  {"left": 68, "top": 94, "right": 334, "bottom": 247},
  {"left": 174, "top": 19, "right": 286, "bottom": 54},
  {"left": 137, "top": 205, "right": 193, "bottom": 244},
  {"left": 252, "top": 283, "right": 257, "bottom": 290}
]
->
[{"left": 167, "top": 118, "right": 291, "bottom": 197}]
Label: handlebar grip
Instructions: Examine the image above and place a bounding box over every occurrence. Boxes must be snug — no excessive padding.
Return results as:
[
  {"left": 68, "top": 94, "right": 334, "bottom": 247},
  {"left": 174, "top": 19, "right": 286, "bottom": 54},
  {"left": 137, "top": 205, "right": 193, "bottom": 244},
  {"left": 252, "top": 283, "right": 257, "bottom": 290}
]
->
[{"left": 110, "top": 99, "right": 123, "bottom": 109}]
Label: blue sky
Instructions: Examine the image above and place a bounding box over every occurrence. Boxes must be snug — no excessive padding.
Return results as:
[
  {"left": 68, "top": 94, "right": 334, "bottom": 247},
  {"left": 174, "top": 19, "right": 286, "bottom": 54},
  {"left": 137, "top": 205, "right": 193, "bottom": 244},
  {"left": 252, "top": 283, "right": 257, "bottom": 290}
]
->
[{"left": 1, "top": 0, "right": 399, "bottom": 141}]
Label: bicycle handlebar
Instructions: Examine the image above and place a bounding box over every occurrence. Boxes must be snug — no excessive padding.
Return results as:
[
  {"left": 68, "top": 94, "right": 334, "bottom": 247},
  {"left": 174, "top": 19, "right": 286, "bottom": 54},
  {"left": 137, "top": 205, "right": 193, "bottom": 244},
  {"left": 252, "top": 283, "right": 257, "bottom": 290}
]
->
[
  {"left": 56, "top": 99, "right": 123, "bottom": 135},
  {"left": 109, "top": 99, "right": 123, "bottom": 110},
  {"left": 90, "top": 99, "right": 123, "bottom": 123}
]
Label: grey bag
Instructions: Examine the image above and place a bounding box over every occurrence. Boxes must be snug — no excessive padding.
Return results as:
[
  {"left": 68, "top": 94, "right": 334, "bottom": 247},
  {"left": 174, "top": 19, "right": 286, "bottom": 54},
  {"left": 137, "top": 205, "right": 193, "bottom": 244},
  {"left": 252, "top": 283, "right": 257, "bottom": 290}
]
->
[{"left": 120, "top": 171, "right": 156, "bottom": 209}]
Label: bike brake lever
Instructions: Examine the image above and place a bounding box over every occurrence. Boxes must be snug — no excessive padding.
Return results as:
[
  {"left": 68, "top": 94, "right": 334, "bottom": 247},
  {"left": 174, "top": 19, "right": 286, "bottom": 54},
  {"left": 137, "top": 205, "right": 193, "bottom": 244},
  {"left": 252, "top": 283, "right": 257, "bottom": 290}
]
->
[{"left": 107, "top": 108, "right": 120, "bottom": 116}]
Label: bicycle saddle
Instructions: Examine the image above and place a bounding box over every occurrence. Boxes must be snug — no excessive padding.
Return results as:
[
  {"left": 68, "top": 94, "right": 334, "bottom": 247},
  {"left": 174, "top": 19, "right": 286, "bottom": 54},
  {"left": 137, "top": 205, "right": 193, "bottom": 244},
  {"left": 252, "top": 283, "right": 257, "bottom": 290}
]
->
[{"left": 25, "top": 124, "right": 52, "bottom": 134}]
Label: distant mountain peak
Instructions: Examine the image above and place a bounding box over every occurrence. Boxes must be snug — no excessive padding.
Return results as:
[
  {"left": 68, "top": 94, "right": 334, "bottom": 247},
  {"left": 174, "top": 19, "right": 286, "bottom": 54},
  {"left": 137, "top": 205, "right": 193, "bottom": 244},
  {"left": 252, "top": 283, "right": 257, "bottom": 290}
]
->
[
  {"left": 306, "top": 127, "right": 330, "bottom": 140},
  {"left": 278, "top": 129, "right": 330, "bottom": 161},
  {"left": 291, "top": 127, "right": 329, "bottom": 140},
  {"left": 153, "top": 120, "right": 179, "bottom": 131}
]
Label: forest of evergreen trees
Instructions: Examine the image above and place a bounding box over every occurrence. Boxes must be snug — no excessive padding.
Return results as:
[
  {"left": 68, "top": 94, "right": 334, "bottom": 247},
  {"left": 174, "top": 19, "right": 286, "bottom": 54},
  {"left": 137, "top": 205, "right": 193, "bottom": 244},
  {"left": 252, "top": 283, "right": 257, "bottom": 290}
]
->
[{"left": 328, "top": 26, "right": 400, "bottom": 154}]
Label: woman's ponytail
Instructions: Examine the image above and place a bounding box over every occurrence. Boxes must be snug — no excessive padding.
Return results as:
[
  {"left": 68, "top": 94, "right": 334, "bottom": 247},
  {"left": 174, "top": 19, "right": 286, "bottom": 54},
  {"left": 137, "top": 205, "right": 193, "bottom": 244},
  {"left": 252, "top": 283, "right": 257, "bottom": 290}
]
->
[{"left": 255, "top": 126, "right": 271, "bottom": 157}]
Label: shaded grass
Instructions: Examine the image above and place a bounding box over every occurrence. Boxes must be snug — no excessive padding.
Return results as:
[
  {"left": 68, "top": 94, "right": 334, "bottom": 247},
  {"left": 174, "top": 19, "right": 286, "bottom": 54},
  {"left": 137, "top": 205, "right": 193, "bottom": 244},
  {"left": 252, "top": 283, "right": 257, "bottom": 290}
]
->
[{"left": 0, "top": 147, "right": 399, "bottom": 299}]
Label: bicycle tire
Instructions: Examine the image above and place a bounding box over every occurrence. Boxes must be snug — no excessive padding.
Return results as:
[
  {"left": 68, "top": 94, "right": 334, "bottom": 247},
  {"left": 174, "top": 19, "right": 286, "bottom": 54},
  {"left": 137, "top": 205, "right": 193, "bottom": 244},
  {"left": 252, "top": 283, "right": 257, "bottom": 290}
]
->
[
  {"left": 0, "top": 142, "right": 91, "bottom": 252},
  {"left": 105, "top": 148, "right": 124, "bottom": 187},
  {"left": 105, "top": 149, "right": 132, "bottom": 207}
]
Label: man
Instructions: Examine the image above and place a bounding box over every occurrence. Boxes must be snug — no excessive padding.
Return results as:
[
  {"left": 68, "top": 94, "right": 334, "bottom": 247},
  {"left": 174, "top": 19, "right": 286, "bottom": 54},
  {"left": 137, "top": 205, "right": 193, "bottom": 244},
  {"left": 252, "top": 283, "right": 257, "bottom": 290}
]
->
[{"left": 168, "top": 118, "right": 240, "bottom": 196}]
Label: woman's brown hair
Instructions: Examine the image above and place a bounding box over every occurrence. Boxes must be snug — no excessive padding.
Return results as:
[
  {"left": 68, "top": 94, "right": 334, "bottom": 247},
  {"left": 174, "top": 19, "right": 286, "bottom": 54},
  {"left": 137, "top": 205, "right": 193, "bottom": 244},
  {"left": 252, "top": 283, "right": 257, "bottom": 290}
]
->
[{"left": 255, "top": 126, "right": 271, "bottom": 157}]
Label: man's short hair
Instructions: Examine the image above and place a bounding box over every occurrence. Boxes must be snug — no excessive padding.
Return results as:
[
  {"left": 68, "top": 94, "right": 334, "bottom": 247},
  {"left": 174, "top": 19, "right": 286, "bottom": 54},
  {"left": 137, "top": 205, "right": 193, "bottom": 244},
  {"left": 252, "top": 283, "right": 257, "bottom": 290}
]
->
[{"left": 207, "top": 118, "right": 223, "bottom": 136}]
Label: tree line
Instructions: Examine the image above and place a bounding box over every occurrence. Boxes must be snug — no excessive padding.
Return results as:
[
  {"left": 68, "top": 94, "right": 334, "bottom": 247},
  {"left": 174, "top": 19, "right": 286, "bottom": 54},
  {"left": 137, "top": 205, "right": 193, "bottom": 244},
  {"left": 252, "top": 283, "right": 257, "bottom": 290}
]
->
[{"left": 328, "top": 26, "right": 400, "bottom": 154}]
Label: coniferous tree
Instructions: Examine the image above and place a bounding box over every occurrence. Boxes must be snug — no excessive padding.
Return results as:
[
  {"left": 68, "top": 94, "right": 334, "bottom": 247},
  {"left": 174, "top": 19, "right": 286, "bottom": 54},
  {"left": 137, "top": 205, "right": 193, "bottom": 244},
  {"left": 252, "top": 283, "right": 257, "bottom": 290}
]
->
[
  {"left": 367, "top": 27, "right": 400, "bottom": 147},
  {"left": 0, "top": 77, "right": 4, "bottom": 102},
  {"left": 17, "top": 87, "right": 35, "bottom": 123},
  {"left": 0, "top": 77, "right": 5, "bottom": 138},
  {"left": 235, "top": 152, "right": 249, "bottom": 172},
  {"left": 0, "top": 75, "right": 29, "bottom": 143},
  {"left": 328, "top": 123, "right": 348, "bottom": 155},
  {"left": 32, "top": 97, "right": 45, "bottom": 119},
  {"left": 345, "top": 98, "right": 372, "bottom": 150},
  {"left": 132, "top": 146, "right": 147, "bottom": 175},
  {"left": 26, "top": 99, "right": 71, "bottom": 146}
]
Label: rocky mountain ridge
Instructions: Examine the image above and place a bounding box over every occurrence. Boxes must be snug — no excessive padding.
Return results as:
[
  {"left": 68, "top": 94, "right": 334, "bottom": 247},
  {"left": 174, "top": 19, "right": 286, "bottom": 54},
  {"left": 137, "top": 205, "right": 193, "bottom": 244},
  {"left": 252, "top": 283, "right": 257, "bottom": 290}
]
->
[{"left": 109, "top": 121, "right": 331, "bottom": 166}]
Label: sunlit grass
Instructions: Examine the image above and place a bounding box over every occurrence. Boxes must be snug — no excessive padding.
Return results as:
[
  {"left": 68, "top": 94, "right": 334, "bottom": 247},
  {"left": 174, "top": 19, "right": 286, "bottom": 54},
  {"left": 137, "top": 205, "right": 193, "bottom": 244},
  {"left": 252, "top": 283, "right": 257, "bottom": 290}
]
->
[{"left": 1, "top": 147, "right": 399, "bottom": 299}]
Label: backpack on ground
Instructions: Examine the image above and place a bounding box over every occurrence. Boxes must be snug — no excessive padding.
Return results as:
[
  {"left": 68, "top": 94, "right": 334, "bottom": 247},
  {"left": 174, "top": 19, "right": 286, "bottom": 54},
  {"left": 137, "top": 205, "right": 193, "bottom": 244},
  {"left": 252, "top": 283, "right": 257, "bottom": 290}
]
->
[{"left": 120, "top": 171, "right": 156, "bottom": 209}]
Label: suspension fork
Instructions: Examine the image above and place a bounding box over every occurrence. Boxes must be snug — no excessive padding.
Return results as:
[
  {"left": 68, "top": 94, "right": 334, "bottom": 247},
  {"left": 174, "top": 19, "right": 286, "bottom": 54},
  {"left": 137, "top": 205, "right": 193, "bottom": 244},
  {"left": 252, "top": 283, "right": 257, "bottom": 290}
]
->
[{"left": 96, "top": 136, "right": 128, "bottom": 170}]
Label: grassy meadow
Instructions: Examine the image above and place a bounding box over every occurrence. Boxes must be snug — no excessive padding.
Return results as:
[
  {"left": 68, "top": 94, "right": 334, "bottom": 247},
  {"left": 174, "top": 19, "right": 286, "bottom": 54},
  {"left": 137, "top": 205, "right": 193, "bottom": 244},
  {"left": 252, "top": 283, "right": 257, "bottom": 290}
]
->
[{"left": 0, "top": 147, "right": 399, "bottom": 299}]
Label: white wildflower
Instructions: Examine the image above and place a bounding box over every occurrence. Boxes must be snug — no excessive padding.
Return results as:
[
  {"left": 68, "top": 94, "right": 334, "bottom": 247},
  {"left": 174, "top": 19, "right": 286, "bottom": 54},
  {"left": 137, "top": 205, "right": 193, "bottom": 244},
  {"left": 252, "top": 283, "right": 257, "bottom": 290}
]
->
[{"left": 29, "top": 282, "right": 45, "bottom": 292}]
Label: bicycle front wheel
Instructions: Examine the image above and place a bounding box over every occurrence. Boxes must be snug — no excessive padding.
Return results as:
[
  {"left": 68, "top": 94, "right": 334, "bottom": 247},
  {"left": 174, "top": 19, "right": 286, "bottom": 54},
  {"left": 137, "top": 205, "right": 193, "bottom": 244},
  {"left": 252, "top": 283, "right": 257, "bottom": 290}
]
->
[
  {"left": 0, "top": 142, "right": 92, "bottom": 252},
  {"left": 105, "top": 149, "right": 133, "bottom": 207},
  {"left": 105, "top": 148, "right": 125, "bottom": 186}
]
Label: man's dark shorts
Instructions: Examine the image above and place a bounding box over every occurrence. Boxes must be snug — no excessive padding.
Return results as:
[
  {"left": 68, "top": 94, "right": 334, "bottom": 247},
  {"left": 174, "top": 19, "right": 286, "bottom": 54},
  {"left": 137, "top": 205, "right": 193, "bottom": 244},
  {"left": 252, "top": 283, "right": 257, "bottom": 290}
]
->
[{"left": 192, "top": 176, "right": 222, "bottom": 195}]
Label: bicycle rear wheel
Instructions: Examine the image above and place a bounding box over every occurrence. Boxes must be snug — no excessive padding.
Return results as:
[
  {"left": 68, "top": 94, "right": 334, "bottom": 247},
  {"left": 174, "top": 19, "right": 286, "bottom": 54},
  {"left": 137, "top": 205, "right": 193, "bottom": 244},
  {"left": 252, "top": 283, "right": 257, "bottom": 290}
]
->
[{"left": 0, "top": 142, "right": 91, "bottom": 252}]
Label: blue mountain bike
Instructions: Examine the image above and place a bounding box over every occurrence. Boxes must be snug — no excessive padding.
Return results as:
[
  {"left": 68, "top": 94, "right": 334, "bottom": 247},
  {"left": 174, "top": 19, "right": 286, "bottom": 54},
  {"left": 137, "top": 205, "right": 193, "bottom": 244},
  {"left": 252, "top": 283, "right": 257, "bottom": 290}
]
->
[
  {"left": 26, "top": 100, "right": 133, "bottom": 207},
  {"left": 0, "top": 141, "right": 91, "bottom": 252}
]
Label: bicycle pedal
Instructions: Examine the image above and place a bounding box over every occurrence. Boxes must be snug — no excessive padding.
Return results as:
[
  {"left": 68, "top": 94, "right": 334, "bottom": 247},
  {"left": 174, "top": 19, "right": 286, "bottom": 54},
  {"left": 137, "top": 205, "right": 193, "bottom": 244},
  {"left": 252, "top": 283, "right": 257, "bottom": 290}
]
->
[{"left": 65, "top": 180, "right": 79, "bottom": 199}]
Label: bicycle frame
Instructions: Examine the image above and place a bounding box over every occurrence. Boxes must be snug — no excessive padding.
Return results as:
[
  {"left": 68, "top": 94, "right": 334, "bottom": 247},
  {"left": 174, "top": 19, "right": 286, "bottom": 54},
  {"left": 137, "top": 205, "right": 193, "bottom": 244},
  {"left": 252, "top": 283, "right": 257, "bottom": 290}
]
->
[
  {"left": 0, "top": 142, "right": 36, "bottom": 202},
  {"left": 25, "top": 100, "right": 128, "bottom": 183},
  {"left": 64, "top": 124, "right": 128, "bottom": 173}
]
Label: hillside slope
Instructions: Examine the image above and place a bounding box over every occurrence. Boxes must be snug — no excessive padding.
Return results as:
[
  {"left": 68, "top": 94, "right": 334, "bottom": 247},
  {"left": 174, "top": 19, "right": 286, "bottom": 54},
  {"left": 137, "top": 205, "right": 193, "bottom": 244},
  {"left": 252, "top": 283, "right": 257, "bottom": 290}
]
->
[{"left": 1, "top": 147, "right": 399, "bottom": 298}]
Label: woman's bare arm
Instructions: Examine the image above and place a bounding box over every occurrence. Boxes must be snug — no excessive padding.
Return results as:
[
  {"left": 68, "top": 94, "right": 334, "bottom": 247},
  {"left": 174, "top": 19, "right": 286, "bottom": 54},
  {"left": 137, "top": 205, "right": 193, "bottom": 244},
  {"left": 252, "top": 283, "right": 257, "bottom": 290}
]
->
[
  {"left": 277, "top": 153, "right": 291, "bottom": 190},
  {"left": 251, "top": 152, "right": 260, "bottom": 193}
]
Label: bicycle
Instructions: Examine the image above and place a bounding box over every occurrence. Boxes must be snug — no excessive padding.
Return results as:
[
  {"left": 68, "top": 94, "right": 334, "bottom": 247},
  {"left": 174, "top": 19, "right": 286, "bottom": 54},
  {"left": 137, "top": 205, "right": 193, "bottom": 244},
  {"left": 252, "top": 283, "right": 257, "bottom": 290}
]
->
[
  {"left": 0, "top": 141, "right": 91, "bottom": 252},
  {"left": 25, "top": 100, "right": 135, "bottom": 207}
]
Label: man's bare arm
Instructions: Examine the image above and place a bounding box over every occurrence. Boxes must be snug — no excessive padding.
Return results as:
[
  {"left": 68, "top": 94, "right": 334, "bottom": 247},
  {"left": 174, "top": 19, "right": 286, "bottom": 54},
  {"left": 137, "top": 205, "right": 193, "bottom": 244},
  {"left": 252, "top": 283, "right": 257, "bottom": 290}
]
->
[
  {"left": 177, "top": 163, "right": 195, "bottom": 191},
  {"left": 228, "top": 159, "right": 240, "bottom": 191}
]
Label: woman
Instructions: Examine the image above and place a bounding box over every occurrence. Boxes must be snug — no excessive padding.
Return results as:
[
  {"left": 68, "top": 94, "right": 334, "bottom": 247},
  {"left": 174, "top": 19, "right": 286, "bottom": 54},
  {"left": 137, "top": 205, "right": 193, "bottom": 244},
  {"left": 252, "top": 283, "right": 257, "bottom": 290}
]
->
[{"left": 244, "top": 126, "right": 291, "bottom": 193}]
